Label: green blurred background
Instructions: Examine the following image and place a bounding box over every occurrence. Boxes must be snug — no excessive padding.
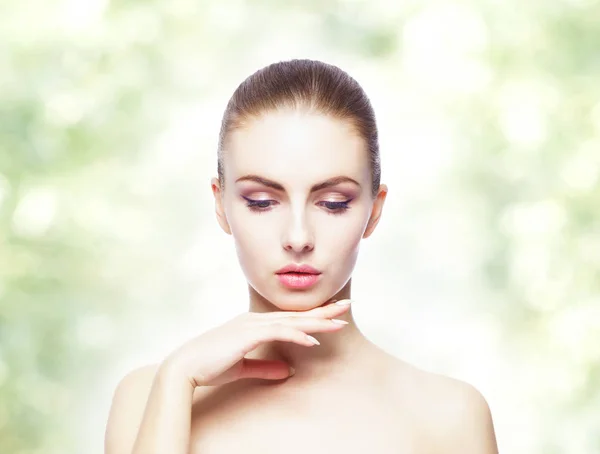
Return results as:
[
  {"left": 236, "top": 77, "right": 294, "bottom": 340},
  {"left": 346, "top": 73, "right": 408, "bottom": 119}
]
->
[{"left": 1, "top": 0, "right": 599, "bottom": 453}]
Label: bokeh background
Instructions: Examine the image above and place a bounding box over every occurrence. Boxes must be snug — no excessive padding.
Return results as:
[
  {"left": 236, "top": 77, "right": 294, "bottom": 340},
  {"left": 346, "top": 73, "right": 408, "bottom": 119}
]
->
[{"left": 1, "top": 0, "right": 599, "bottom": 452}]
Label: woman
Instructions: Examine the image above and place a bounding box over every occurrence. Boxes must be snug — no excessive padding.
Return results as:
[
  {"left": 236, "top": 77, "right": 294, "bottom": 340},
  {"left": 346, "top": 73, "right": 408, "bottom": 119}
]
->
[{"left": 104, "top": 59, "right": 499, "bottom": 453}]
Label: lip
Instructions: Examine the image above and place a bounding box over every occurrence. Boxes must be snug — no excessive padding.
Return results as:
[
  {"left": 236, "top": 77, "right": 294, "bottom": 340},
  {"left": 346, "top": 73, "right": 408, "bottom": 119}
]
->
[
  {"left": 276, "top": 273, "right": 321, "bottom": 289},
  {"left": 275, "top": 263, "right": 322, "bottom": 275}
]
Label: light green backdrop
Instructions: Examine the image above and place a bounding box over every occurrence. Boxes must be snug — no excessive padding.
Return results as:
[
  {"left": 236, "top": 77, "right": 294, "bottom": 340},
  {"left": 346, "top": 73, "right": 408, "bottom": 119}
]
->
[{"left": 1, "top": 0, "right": 599, "bottom": 453}]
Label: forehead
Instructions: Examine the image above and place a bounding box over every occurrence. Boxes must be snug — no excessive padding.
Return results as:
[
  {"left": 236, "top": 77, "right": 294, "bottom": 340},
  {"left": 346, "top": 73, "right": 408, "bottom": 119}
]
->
[{"left": 225, "top": 109, "right": 369, "bottom": 186}]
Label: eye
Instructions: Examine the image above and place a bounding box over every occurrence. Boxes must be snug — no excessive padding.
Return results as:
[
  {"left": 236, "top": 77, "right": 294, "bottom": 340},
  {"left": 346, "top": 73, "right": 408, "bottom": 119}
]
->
[
  {"left": 242, "top": 196, "right": 277, "bottom": 214},
  {"left": 242, "top": 197, "right": 353, "bottom": 215},
  {"left": 319, "top": 200, "right": 353, "bottom": 215}
]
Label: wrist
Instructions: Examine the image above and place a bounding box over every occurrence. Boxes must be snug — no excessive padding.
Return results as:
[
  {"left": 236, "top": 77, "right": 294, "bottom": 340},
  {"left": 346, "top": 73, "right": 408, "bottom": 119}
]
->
[{"left": 157, "top": 356, "right": 196, "bottom": 393}]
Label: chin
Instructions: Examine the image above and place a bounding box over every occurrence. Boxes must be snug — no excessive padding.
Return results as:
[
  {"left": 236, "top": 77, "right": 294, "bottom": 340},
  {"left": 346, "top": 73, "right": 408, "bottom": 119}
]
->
[
  {"left": 249, "top": 283, "right": 330, "bottom": 311},
  {"left": 273, "top": 285, "right": 345, "bottom": 311}
]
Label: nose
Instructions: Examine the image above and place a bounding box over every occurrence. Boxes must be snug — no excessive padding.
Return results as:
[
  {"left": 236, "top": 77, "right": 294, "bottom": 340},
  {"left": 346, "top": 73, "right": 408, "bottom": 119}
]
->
[{"left": 282, "top": 210, "right": 314, "bottom": 253}]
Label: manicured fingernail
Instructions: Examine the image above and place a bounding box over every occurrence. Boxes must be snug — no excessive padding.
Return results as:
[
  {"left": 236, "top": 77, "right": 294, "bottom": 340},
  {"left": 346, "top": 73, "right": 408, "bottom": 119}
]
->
[
  {"left": 288, "top": 366, "right": 296, "bottom": 376},
  {"left": 306, "top": 335, "right": 320, "bottom": 345},
  {"left": 331, "top": 319, "right": 348, "bottom": 325},
  {"left": 335, "top": 299, "right": 354, "bottom": 305}
]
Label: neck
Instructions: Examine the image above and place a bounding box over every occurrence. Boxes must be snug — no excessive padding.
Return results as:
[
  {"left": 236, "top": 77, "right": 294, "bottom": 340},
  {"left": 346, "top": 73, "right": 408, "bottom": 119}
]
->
[{"left": 246, "top": 279, "right": 374, "bottom": 382}]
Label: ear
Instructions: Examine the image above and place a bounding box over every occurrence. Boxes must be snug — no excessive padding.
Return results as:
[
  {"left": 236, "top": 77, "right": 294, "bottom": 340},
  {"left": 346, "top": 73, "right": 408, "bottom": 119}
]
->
[
  {"left": 363, "top": 183, "right": 388, "bottom": 239},
  {"left": 211, "top": 177, "right": 232, "bottom": 235}
]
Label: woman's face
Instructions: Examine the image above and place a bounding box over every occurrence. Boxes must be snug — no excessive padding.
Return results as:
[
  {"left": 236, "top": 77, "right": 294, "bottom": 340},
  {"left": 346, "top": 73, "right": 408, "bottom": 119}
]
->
[{"left": 212, "top": 109, "right": 387, "bottom": 310}]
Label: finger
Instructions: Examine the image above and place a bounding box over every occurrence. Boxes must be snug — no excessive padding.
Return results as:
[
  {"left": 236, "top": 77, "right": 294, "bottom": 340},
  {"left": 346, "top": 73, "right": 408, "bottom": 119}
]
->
[
  {"left": 241, "top": 324, "right": 319, "bottom": 355},
  {"left": 237, "top": 358, "right": 293, "bottom": 380},
  {"left": 304, "top": 299, "right": 353, "bottom": 316},
  {"left": 256, "top": 317, "right": 348, "bottom": 333},
  {"left": 261, "top": 299, "right": 352, "bottom": 319}
]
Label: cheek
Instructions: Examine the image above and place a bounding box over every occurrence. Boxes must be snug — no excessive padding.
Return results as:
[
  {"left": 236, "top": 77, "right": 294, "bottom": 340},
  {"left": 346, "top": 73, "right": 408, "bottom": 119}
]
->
[
  {"left": 320, "top": 220, "right": 364, "bottom": 274},
  {"left": 232, "top": 234, "right": 265, "bottom": 285},
  {"left": 232, "top": 227, "right": 268, "bottom": 261},
  {"left": 229, "top": 212, "right": 274, "bottom": 273},
  {"left": 321, "top": 207, "right": 368, "bottom": 246},
  {"left": 324, "top": 223, "right": 362, "bottom": 250}
]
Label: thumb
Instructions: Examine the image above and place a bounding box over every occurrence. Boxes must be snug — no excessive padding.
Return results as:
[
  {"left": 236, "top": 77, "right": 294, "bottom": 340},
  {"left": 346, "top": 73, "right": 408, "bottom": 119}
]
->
[{"left": 238, "top": 358, "right": 294, "bottom": 380}]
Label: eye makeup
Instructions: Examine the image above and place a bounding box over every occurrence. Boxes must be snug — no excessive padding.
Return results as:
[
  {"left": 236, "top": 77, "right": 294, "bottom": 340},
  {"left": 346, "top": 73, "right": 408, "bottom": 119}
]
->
[{"left": 241, "top": 196, "right": 354, "bottom": 216}]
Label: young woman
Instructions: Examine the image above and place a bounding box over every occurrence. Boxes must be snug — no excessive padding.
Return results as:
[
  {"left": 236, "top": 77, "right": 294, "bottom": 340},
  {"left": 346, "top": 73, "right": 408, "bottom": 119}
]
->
[{"left": 104, "top": 59, "right": 499, "bottom": 453}]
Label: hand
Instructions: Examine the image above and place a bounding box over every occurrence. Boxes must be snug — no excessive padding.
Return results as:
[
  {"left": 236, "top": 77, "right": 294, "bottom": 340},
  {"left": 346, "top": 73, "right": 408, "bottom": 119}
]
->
[{"left": 161, "top": 299, "right": 353, "bottom": 387}]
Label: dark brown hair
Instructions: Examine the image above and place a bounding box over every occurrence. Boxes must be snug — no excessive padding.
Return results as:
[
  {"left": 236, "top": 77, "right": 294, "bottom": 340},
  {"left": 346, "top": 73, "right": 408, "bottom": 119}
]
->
[{"left": 217, "top": 59, "right": 381, "bottom": 199}]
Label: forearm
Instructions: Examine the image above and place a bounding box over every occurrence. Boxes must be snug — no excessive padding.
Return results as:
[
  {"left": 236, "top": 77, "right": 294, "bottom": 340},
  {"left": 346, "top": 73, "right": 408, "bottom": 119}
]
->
[{"left": 132, "top": 361, "right": 195, "bottom": 454}]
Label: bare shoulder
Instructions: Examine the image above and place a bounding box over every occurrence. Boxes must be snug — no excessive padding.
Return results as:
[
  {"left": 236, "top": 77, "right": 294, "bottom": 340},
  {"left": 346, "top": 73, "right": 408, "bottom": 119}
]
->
[
  {"left": 104, "top": 363, "right": 160, "bottom": 454},
  {"left": 396, "top": 362, "right": 499, "bottom": 453}
]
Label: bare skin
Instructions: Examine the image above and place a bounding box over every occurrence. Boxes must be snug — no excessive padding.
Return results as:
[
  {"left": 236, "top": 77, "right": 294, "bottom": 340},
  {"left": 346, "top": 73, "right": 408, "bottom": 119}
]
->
[
  {"left": 105, "top": 294, "right": 498, "bottom": 454},
  {"left": 104, "top": 109, "right": 498, "bottom": 453}
]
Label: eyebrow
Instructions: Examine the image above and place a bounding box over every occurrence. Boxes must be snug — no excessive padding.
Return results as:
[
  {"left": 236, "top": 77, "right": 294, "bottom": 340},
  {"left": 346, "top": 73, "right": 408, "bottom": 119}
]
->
[{"left": 235, "top": 174, "right": 361, "bottom": 193}]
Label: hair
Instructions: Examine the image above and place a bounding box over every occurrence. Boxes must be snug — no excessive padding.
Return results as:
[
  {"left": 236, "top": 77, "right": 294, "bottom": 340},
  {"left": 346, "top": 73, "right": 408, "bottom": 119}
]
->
[{"left": 217, "top": 59, "right": 381, "bottom": 199}]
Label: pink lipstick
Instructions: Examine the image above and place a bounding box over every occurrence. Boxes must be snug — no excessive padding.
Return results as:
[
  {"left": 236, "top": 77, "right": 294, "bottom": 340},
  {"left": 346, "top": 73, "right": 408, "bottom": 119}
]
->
[{"left": 275, "top": 264, "right": 321, "bottom": 289}]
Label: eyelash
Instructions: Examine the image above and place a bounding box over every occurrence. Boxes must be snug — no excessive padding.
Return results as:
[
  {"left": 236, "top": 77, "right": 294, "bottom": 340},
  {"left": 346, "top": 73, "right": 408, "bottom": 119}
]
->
[{"left": 242, "top": 197, "right": 353, "bottom": 215}]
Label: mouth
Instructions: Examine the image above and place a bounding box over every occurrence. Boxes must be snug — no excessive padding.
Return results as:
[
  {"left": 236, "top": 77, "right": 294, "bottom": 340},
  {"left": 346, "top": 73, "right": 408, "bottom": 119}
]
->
[
  {"left": 275, "top": 264, "right": 322, "bottom": 275},
  {"left": 276, "top": 272, "right": 321, "bottom": 289}
]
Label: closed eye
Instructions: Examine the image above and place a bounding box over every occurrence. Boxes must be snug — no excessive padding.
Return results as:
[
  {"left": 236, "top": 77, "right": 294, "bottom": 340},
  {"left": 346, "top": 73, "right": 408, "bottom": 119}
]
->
[
  {"left": 319, "top": 200, "right": 352, "bottom": 214},
  {"left": 243, "top": 198, "right": 274, "bottom": 210},
  {"left": 242, "top": 197, "right": 353, "bottom": 215}
]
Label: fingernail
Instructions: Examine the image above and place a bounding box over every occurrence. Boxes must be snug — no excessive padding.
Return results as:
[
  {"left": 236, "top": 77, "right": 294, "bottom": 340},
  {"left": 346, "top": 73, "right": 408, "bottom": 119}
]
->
[
  {"left": 289, "top": 366, "right": 296, "bottom": 376},
  {"left": 306, "top": 335, "right": 320, "bottom": 345},
  {"left": 335, "top": 299, "right": 354, "bottom": 305},
  {"left": 331, "top": 319, "right": 349, "bottom": 325}
]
